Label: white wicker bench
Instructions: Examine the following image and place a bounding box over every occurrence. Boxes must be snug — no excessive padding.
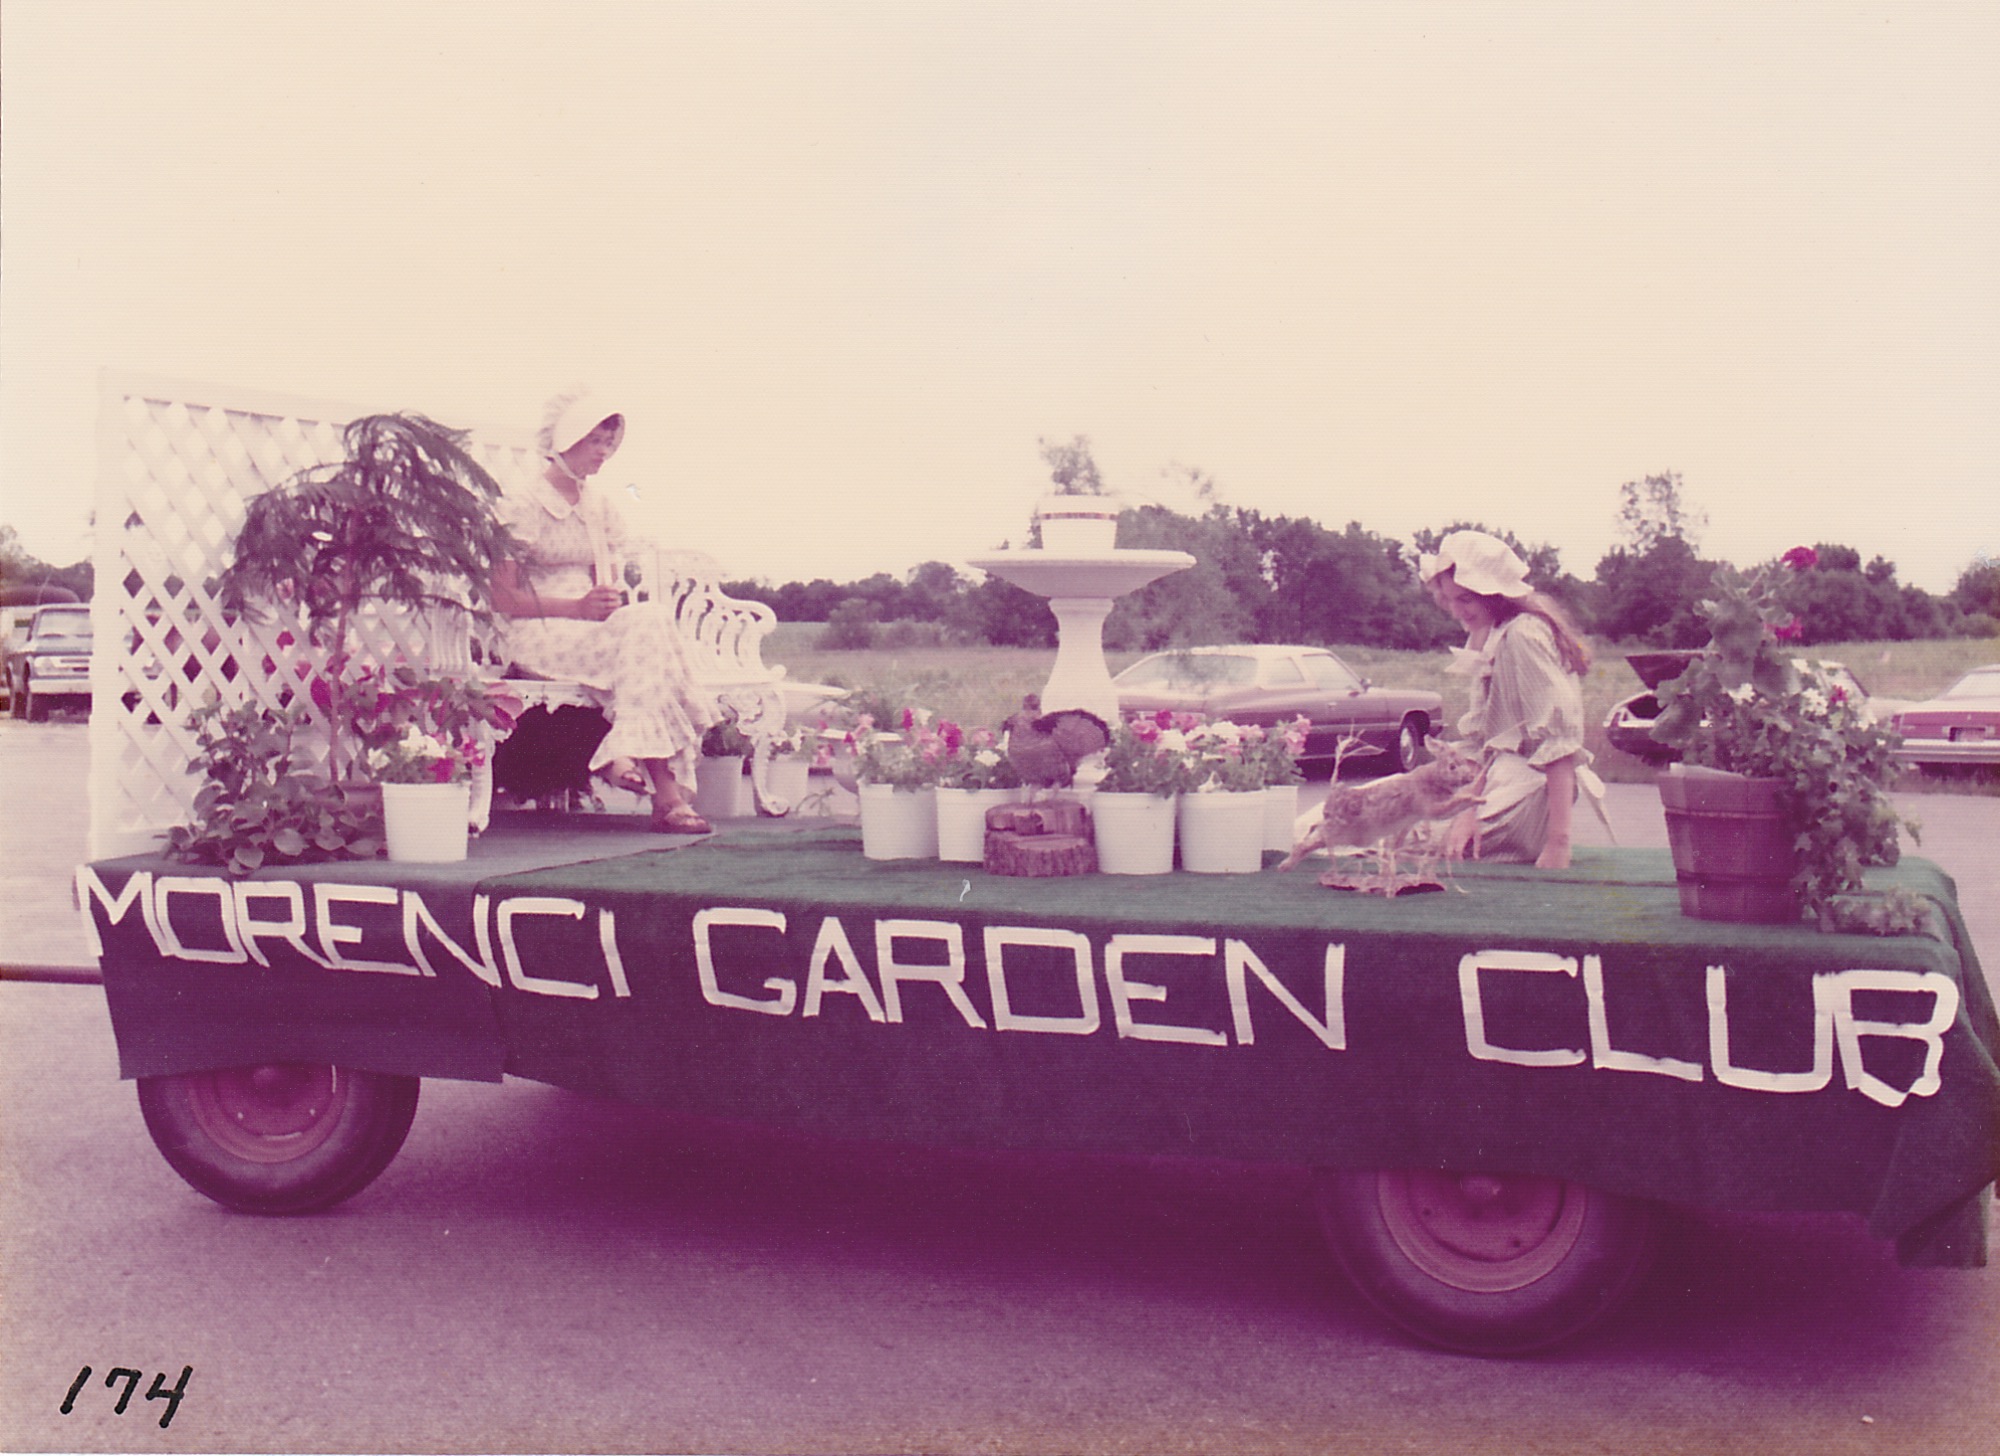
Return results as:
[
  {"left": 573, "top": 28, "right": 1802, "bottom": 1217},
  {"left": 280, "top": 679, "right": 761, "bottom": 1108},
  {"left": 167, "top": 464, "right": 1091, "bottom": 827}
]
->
[{"left": 450, "top": 547, "right": 795, "bottom": 827}]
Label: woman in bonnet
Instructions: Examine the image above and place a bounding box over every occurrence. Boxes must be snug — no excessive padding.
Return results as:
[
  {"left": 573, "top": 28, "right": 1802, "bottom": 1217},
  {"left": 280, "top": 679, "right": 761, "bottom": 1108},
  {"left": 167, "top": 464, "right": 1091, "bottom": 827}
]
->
[
  {"left": 491, "top": 391, "right": 719, "bottom": 832},
  {"left": 1420, "top": 529, "right": 1604, "bottom": 869}
]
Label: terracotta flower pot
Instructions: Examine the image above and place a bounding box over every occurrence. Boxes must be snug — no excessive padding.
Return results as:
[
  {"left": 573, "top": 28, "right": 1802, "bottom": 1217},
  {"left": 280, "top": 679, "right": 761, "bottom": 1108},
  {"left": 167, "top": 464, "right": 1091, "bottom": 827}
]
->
[{"left": 1657, "top": 766, "right": 1801, "bottom": 923}]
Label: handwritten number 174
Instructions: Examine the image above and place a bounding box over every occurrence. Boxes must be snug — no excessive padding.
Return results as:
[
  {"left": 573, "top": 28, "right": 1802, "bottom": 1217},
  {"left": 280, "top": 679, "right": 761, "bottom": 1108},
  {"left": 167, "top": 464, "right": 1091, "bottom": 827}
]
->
[{"left": 61, "top": 1365, "right": 192, "bottom": 1429}]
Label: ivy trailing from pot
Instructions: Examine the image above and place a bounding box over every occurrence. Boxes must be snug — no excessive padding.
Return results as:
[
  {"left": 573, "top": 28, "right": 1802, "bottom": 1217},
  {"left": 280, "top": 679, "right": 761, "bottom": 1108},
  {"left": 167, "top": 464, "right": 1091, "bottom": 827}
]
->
[
  {"left": 1649, "top": 546, "right": 1922, "bottom": 932},
  {"left": 166, "top": 698, "right": 382, "bottom": 876}
]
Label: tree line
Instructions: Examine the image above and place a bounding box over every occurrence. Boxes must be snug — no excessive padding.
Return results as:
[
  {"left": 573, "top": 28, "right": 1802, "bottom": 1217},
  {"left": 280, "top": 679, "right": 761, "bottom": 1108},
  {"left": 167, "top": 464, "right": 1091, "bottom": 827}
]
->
[{"left": 726, "top": 470, "right": 2000, "bottom": 653}]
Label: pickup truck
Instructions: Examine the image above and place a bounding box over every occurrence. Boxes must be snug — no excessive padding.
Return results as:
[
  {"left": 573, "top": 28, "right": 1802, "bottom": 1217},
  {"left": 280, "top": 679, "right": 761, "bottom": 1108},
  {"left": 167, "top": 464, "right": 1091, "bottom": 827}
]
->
[{"left": 7, "top": 603, "right": 93, "bottom": 721}]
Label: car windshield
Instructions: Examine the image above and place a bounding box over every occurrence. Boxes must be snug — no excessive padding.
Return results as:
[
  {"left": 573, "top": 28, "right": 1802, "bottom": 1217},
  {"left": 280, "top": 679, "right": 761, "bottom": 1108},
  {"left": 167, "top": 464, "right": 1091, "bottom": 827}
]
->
[
  {"left": 1942, "top": 667, "right": 2000, "bottom": 699},
  {"left": 1114, "top": 652, "right": 1258, "bottom": 691},
  {"left": 34, "top": 610, "right": 90, "bottom": 639}
]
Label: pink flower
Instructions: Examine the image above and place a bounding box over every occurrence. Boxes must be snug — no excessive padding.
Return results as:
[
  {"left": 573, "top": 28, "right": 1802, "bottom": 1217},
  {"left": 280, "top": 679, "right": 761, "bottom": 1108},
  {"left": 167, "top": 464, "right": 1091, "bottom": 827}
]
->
[
  {"left": 1782, "top": 546, "right": 1818, "bottom": 571},
  {"left": 900, "top": 708, "right": 916, "bottom": 730},
  {"left": 429, "top": 758, "right": 454, "bottom": 784},
  {"left": 1153, "top": 709, "right": 1174, "bottom": 729},
  {"left": 1828, "top": 684, "right": 1848, "bottom": 706},
  {"left": 1774, "top": 616, "right": 1805, "bottom": 641}
]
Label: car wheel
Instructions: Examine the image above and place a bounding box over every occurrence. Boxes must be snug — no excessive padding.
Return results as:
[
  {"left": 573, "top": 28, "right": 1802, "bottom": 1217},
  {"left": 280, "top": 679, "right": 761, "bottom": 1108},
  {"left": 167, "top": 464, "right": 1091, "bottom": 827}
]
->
[
  {"left": 137, "top": 1064, "right": 421, "bottom": 1215},
  {"left": 1316, "top": 1168, "right": 1658, "bottom": 1354},
  {"left": 1392, "top": 715, "right": 1429, "bottom": 774},
  {"left": 23, "top": 677, "right": 46, "bottom": 722}
]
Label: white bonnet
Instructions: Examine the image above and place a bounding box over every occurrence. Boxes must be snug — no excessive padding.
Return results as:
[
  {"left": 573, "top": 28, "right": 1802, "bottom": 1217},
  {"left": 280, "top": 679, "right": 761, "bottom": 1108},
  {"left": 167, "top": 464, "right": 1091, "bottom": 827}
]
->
[
  {"left": 538, "top": 390, "right": 626, "bottom": 457},
  {"left": 1418, "top": 529, "right": 1533, "bottom": 599}
]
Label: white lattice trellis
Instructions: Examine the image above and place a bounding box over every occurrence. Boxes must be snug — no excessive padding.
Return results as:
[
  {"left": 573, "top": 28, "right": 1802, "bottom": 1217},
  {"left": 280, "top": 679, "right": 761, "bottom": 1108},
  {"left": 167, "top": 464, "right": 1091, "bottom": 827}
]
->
[
  {"left": 90, "top": 372, "right": 539, "bottom": 858},
  {"left": 91, "top": 372, "right": 792, "bottom": 859}
]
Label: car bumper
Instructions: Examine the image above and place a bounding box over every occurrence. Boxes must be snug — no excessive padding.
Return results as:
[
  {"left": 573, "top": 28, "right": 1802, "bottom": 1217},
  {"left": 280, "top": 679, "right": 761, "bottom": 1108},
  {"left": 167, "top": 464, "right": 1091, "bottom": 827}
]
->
[{"left": 1893, "top": 738, "right": 2000, "bottom": 766}]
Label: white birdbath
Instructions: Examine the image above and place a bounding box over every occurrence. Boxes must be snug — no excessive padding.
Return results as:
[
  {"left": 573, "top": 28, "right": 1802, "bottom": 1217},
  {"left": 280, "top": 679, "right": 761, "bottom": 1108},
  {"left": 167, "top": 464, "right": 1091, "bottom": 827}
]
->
[{"left": 964, "top": 547, "right": 1195, "bottom": 723}]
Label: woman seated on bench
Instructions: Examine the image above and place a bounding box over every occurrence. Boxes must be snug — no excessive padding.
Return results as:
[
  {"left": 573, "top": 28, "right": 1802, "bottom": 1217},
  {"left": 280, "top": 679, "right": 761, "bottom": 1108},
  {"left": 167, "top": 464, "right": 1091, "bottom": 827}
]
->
[{"left": 491, "top": 391, "right": 719, "bottom": 833}]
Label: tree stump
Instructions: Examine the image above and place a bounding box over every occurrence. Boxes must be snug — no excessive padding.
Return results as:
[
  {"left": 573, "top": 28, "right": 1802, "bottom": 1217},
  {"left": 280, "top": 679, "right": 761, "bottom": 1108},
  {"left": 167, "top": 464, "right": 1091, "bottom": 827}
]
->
[{"left": 985, "top": 798, "right": 1097, "bottom": 876}]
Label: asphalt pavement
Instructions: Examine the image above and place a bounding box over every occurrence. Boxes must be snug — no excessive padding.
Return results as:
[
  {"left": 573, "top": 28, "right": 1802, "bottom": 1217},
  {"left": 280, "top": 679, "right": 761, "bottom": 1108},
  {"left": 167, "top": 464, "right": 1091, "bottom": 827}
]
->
[{"left": 2, "top": 717, "right": 1996, "bottom": 1454}]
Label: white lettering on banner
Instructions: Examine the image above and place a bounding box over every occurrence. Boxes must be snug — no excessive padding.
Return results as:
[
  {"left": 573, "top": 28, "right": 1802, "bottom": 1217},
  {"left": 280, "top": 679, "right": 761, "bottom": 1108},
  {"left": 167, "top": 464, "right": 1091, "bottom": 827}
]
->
[
  {"left": 403, "top": 892, "right": 501, "bottom": 986},
  {"left": 1225, "top": 940, "right": 1346, "bottom": 1049},
  {"left": 237, "top": 881, "right": 332, "bottom": 969},
  {"left": 83, "top": 878, "right": 1968, "bottom": 1104},
  {"left": 693, "top": 906, "right": 795, "bottom": 1015},
  {"left": 152, "top": 877, "right": 249, "bottom": 964},
  {"left": 876, "top": 919, "right": 984, "bottom": 1027},
  {"left": 1706, "top": 964, "right": 1833, "bottom": 1093},
  {"left": 804, "top": 917, "right": 883, "bottom": 1020},
  {"left": 985, "top": 926, "right": 1099, "bottom": 1035},
  {"left": 73, "top": 867, "right": 155, "bottom": 961},
  {"left": 1460, "top": 951, "right": 1587, "bottom": 1068},
  {"left": 598, "top": 910, "right": 632, "bottom": 999},
  {"left": 1104, "top": 934, "right": 1228, "bottom": 1046},
  {"left": 498, "top": 897, "right": 595, "bottom": 1000},
  {"left": 1821, "top": 969, "right": 1960, "bottom": 1108},
  {"left": 1583, "top": 954, "right": 1702, "bottom": 1082},
  {"left": 313, "top": 883, "right": 415, "bottom": 975}
]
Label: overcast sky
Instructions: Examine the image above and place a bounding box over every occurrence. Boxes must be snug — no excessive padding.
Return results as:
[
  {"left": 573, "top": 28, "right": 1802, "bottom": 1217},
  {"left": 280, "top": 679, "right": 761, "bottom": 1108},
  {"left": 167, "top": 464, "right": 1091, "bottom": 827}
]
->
[{"left": 3, "top": 1, "right": 1995, "bottom": 593}]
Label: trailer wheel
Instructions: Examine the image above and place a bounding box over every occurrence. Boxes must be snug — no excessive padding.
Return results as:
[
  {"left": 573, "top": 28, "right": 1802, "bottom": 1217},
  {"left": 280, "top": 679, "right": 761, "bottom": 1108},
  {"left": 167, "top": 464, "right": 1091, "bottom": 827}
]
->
[
  {"left": 137, "top": 1064, "right": 420, "bottom": 1215},
  {"left": 1317, "top": 1168, "right": 1657, "bottom": 1354}
]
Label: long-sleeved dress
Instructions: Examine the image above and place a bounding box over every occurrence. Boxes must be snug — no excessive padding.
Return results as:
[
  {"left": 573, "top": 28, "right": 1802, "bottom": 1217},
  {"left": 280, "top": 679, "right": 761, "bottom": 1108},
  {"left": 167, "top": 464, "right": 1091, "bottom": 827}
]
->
[
  {"left": 1449, "top": 612, "right": 1605, "bottom": 862},
  {"left": 497, "top": 472, "right": 718, "bottom": 790}
]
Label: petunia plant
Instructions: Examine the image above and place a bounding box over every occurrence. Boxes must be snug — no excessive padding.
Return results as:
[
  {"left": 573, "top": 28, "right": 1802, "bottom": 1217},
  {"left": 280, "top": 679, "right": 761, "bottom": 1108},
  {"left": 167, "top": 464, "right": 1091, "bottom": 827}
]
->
[{"left": 1650, "top": 546, "right": 1916, "bottom": 928}]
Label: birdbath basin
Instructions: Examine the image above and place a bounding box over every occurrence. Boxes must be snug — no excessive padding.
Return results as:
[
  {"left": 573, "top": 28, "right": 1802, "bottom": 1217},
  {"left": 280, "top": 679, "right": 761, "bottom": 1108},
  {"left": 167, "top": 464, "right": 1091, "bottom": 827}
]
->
[{"left": 965, "top": 547, "right": 1195, "bottom": 723}]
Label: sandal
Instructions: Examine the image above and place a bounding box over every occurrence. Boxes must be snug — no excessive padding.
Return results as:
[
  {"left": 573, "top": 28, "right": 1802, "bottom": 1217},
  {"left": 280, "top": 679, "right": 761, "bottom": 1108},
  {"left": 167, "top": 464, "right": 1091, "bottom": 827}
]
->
[
  {"left": 596, "top": 758, "right": 650, "bottom": 796},
  {"left": 650, "top": 805, "right": 712, "bottom": 835}
]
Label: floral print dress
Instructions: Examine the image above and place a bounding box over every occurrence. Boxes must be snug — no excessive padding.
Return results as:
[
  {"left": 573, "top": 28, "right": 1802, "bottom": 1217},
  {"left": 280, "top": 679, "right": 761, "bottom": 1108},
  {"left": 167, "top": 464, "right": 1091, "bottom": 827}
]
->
[
  {"left": 1449, "top": 612, "right": 1606, "bottom": 862},
  {"left": 497, "top": 473, "right": 718, "bottom": 790}
]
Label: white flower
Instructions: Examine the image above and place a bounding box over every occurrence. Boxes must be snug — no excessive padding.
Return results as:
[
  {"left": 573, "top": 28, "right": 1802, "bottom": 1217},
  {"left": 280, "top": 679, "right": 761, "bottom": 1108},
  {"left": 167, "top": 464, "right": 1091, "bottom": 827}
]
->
[
  {"left": 1800, "top": 688, "right": 1829, "bottom": 716},
  {"left": 1158, "top": 730, "right": 1187, "bottom": 752},
  {"left": 1725, "top": 683, "right": 1756, "bottom": 705},
  {"left": 974, "top": 748, "right": 1001, "bottom": 768}
]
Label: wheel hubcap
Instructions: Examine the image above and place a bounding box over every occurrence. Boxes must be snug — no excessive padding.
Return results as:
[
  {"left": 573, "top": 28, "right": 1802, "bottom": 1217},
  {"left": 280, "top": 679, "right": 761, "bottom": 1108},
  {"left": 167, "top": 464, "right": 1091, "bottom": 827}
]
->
[
  {"left": 1377, "top": 1170, "right": 1587, "bottom": 1292},
  {"left": 185, "top": 1064, "right": 347, "bottom": 1164}
]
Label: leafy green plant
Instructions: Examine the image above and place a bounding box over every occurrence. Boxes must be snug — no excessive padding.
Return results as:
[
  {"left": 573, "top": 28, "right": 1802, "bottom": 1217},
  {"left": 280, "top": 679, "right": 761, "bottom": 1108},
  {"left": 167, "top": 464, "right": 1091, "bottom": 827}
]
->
[
  {"left": 166, "top": 699, "right": 381, "bottom": 876},
  {"left": 219, "top": 413, "right": 519, "bottom": 781},
  {"left": 701, "top": 720, "right": 756, "bottom": 757},
  {"left": 1038, "top": 434, "right": 1106, "bottom": 495},
  {"left": 935, "top": 723, "right": 1023, "bottom": 791},
  {"left": 1098, "top": 715, "right": 1197, "bottom": 796},
  {"left": 1651, "top": 547, "right": 1918, "bottom": 928}
]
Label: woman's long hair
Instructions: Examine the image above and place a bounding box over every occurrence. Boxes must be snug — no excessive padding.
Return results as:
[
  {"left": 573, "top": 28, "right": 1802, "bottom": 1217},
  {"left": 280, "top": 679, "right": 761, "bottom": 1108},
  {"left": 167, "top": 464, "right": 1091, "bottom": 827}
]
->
[{"left": 1490, "top": 591, "right": 1593, "bottom": 677}]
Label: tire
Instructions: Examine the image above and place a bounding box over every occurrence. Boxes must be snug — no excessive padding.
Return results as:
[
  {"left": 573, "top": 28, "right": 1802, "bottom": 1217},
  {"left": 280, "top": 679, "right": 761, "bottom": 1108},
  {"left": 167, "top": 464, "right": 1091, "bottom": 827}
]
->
[
  {"left": 1317, "top": 1168, "right": 1657, "bottom": 1355},
  {"left": 24, "top": 679, "right": 46, "bottom": 722},
  {"left": 137, "top": 1064, "right": 421, "bottom": 1215},
  {"left": 1391, "top": 714, "right": 1429, "bottom": 774}
]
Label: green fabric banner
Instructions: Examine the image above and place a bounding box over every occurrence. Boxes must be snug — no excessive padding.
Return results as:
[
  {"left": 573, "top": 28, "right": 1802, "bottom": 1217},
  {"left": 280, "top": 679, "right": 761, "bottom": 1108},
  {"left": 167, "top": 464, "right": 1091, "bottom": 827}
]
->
[{"left": 83, "top": 829, "right": 1999, "bottom": 1266}]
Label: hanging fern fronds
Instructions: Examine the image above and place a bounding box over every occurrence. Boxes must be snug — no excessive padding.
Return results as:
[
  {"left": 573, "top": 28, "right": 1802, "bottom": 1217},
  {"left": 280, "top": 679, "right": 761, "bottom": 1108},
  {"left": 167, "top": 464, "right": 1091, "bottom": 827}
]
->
[{"left": 220, "top": 412, "right": 522, "bottom": 640}]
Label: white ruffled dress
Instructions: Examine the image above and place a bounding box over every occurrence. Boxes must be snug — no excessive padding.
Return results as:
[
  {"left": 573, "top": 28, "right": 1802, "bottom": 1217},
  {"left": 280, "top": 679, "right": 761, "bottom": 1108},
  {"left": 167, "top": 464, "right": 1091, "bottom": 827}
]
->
[{"left": 497, "top": 473, "right": 719, "bottom": 791}]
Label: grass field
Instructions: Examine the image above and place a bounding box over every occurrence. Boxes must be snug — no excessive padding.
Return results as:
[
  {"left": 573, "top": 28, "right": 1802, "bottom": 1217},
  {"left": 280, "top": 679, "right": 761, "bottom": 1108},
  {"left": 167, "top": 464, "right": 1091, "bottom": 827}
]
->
[{"left": 765, "top": 624, "right": 1999, "bottom": 791}]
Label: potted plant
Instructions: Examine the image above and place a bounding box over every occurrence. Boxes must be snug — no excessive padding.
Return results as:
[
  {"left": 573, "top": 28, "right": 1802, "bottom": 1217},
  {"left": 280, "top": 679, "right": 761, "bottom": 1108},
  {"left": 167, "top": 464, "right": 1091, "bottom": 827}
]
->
[
  {"left": 1649, "top": 546, "right": 1916, "bottom": 928},
  {"left": 1092, "top": 713, "right": 1195, "bottom": 874},
  {"left": 1177, "top": 718, "right": 1269, "bottom": 873},
  {"left": 853, "top": 710, "right": 947, "bottom": 860},
  {"left": 694, "top": 719, "right": 758, "bottom": 820},
  {"left": 1256, "top": 715, "right": 1313, "bottom": 853},
  {"left": 1033, "top": 434, "right": 1122, "bottom": 553},
  {"left": 765, "top": 725, "right": 815, "bottom": 809},
  {"left": 166, "top": 697, "right": 383, "bottom": 877},
  {"left": 218, "top": 413, "right": 519, "bottom": 786},
  {"left": 933, "top": 722, "right": 1025, "bottom": 863},
  {"left": 355, "top": 665, "right": 515, "bottom": 862}
]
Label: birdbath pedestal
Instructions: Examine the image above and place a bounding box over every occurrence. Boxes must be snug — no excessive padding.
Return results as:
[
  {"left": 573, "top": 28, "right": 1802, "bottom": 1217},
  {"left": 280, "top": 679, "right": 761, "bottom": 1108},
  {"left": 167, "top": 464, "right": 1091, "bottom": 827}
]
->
[{"left": 963, "top": 548, "right": 1195, "bottom": 724}]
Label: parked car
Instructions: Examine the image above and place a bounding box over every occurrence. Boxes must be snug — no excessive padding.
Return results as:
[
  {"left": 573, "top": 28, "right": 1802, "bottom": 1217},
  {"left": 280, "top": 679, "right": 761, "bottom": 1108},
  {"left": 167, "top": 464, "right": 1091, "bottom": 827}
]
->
[
  {"left": 1111, "top": 644, "right": 1443, "bottom": 772},
  {"left": 1889, "top": 664, "right": 2000, "bottom": 769},
  {"left": 1604, "top": 654, "right": 1882, "bottom": 765},
  {"left": 7, "top": 604, "right": 93, "bottom": 721}
]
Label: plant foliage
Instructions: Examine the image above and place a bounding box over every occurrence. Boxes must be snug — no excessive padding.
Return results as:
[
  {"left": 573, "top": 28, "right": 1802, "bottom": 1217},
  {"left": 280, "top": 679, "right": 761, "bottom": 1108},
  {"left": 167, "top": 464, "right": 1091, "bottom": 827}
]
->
[{"left": 1650, "top": 547, "right": 1918, "bottom": 927}]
